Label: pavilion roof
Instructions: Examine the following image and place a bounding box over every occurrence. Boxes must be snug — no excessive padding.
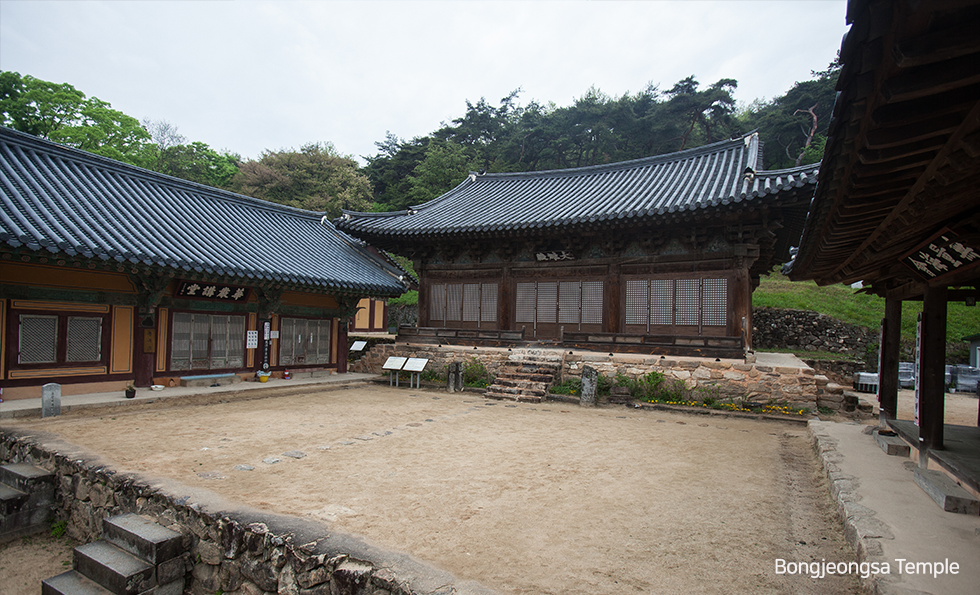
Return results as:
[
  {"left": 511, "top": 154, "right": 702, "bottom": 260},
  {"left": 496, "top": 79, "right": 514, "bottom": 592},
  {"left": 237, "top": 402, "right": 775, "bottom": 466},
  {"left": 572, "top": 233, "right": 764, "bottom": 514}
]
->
[{"left": 788, "top": 0, "right": 980, "bottom": 298}]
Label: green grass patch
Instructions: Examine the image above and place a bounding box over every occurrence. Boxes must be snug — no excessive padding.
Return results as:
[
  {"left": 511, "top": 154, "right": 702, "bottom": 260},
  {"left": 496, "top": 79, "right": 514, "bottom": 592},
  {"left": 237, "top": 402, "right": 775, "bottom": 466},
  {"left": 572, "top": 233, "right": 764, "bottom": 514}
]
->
[{"left": 754, "top": 271, "right": 980, "bottom": 344}]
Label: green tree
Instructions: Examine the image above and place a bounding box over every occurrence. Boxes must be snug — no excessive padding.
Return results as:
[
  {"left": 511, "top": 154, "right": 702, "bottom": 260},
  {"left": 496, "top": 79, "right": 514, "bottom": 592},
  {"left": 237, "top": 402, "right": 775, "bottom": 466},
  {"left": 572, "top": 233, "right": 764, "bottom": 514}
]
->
[
  {"left": 142, "top": 119, "right": 240, "bottom": 188},
  {"left": 0, "top": 71, "right": 153, "bottom": 167},
  {"left": 405, "top": 139, "right": 478, "bottom": 205},
  {"left": 228, "top": 142, "right": 373, "bottom": 217},
  {"left": 739, "top": 60, "right": 841, "bottom": 169},
  {"left": 363, "top": 132, "right": 431, "bottom": 212}
]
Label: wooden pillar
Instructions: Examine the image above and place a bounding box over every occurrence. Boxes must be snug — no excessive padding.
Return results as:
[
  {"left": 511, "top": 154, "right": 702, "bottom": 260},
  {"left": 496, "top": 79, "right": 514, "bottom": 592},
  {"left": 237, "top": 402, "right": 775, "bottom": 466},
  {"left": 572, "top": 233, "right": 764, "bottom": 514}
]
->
[
  {"left": 878, "top": 298, "right": 901, "bottom": 426},
  {"left": 732, "top": 265, "right": 752, "bottom": 349},
  {"left": 337, "top": 320, "right": 348, "bottom": 374},
  {"left": 918, "top": 285, "right": 947, "bottom": 460},
  {"left": 498, "top": 266, "right": 513, "bottom": 331},
  {"left": 605, "top": 264, "right": 621, "bottom": 333},
  {"left": 134, "top": 324, "right": 155, "bottom": 388},
  {"left": 417, "top": 272, "right": 429, "bottom": 327}
]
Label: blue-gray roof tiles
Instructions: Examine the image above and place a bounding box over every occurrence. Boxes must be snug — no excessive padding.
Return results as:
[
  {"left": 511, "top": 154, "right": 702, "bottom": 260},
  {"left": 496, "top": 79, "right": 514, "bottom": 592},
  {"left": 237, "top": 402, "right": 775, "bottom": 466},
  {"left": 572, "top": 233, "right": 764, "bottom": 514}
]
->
[
  {"left": 0, "top": 127, "right": 407, "bottom": 297},
  {"left": 336, "top": 133, "right": 818, "bottom": 244}
]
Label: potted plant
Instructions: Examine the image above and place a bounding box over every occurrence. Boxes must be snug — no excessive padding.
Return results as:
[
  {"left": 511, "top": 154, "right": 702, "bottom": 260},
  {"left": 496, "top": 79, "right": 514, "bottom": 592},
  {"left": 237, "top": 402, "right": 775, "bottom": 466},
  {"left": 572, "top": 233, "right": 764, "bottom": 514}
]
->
[{"left": 124, "top": 383, "right": 136, "bottom": 399}]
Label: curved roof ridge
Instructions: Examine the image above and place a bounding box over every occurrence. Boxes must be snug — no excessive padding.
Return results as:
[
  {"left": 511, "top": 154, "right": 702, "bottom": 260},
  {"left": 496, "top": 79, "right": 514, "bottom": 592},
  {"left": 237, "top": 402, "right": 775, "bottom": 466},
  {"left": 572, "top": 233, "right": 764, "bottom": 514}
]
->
[
  {"left": 469, "top": 133, "right": 757, "bottom": 182},
  {"left": 0, "top": 126, "right": 326, "bottom": 220}
]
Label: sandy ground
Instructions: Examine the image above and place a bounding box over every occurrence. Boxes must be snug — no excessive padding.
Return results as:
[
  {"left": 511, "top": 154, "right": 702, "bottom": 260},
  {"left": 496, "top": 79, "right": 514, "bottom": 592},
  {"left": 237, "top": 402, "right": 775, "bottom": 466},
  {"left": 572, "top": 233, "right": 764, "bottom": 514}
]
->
[
  {"left": 0, "top": 533, "right": 75, "bottom": 595},
  {"left": 892, "top": 389, "right": 979, "bottom": 426},
  {"left": 1, "top": 386, "right": 863, "bottom": 595}
]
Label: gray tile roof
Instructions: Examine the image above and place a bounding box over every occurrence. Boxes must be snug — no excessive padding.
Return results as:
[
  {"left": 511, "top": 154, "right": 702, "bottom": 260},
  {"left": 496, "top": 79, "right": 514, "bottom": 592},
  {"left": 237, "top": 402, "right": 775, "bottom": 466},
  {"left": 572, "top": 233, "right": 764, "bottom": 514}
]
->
[
  {"left": 0, "top": 127, "right": 407, "bottom": 297},
  {"left": 336, "top": 133, "right": 818, "bottom": 248}
]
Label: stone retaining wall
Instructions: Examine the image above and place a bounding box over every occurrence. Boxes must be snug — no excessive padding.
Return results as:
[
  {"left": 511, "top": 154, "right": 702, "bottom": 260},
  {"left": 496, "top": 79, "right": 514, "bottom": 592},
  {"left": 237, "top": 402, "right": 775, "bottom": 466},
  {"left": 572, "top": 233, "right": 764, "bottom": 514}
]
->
[
  {"left": 753, "top": 307, "right": 878, "bottom": 359},
  {"left": 0, "top": 431, "right": 496, "bottom": 595},
  {"left": 351, "top": 344, "right": 848, "bottom": 411}
]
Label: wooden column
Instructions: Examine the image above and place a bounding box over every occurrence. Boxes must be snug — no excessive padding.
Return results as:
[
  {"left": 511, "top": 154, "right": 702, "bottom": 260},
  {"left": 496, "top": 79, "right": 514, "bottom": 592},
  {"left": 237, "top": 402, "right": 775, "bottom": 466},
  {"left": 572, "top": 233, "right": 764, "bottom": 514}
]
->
[
  {"left": 732, "top": 263, "right": 752, "bottom": 349},
  {"left": 499, "top": 265, "right": 513, "bottom": 331},
  {"left": 134, "top": 325, "right": 155, "bottom": 387},
  {"left": 605, "top": 264, "right": 621, "bottom": 333},
  {"left": 878, "top": 298, "right": 901, "bottom": 426},
  {"left": 417, "top": 264, "right": 429, "bottom": 327},
  {"left": 337, "top": 321, "right": 348, "bottom": 374},
  {"left": 918, "top": 285, "right": 947, "bottom": 459}
]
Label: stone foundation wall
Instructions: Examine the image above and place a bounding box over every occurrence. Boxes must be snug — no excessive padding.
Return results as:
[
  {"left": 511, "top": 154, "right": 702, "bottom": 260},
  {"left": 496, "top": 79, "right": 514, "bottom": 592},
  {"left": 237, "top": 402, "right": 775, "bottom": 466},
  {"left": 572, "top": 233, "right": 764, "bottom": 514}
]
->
[
  {"left": 351, "top": 344, "right": 848, "bottom": 412},
  {"left": 0, "top": 431, "right": 496, "bottom": 595},
  {"left": 753, "top": 307, "right": 878, "bottom": 358}
]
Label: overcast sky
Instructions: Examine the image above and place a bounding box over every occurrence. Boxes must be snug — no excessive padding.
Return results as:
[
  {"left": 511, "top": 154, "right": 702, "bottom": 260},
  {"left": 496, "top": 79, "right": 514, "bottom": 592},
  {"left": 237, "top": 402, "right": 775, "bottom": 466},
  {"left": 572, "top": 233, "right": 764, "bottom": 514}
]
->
[{"left": 0, "top": 1, "right": 849, "bottom": 163}]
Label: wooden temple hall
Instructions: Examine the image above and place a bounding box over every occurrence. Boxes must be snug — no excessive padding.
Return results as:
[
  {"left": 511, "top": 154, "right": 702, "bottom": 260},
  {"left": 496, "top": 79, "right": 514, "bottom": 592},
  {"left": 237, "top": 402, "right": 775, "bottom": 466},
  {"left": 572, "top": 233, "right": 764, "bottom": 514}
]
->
[
  {"left": 338, "top": 133, "right": 818, "bottom": 359},
  {"left": 788, "top": 0, "right": 980, "bottom": 497}
]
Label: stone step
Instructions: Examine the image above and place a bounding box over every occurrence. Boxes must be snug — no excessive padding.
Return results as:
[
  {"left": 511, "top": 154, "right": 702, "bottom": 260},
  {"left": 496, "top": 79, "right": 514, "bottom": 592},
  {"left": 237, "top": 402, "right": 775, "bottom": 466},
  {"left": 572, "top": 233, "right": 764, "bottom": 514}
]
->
[
  {"left": 913, "top": 468, "right": 980, "bottom": 515},
  {"left": 502, "top": 361, "right": 560, "bottom": 372},
  {"left": 74, "top": 540, "right": 156, "bottom": 595},
  {"left": 872, "top": 429, "right": 911, "bottom": 457},
  {"left": 485, "top": 390, "right": 543, "bottom": 403},
  {"left": 42, "top": 570, "right": 115, "bottom": 595},
  {"left": 495, "top": 378, "right": 550, "bottom": 390},
  {"left": 0, "top": 482, "right": 28, "bottom": 515},
  {"left": 499, "top": 370, "right": 555, "bottom": 381},
  {"left": 104, "top": 513, "right": 184, "bottom": 566},
  {"left": 0, "top": 464, "right": 55, "bottom": 543},
  {"left": 0, "top": 464, "right": 55, "bottom": 507}
]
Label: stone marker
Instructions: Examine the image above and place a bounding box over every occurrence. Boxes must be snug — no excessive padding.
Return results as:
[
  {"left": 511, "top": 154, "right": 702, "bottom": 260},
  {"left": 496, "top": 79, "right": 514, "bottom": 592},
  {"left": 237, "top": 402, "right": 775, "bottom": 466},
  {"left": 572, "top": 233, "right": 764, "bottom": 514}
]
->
[
  {"left": 447, "top": 361, "right": 463, "bottom": 393},
  {"left": 580, "top": 365, "right": 597, "bottom": 407},
  {"left": 42, "top": 383, "right": 61, "bottom": 417}
]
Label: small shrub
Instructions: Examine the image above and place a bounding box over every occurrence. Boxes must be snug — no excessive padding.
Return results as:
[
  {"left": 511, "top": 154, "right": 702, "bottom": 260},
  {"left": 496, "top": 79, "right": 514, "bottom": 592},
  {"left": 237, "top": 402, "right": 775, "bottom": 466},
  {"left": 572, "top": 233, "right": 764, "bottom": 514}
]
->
[
  {"left": 50, "top": 519, "right": 67, "bottom": 538},
  {"left": 463, "top": 357, "right": 492, "bottom": 387},
  {"left": 422, "top": 366, "right": 446, "bottom": 383},
  {"left": 549, "top": 377, "right": 582, "bottom": 396},
  {"left": 625, "top": 371, "right": 687, "bottom": 403}
]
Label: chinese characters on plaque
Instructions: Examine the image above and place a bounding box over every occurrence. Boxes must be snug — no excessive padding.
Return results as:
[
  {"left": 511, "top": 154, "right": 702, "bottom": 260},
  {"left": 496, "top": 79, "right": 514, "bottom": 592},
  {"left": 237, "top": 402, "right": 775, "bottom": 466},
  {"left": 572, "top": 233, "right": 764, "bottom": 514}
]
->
[
  {"left": 535, "top": 250, "right": 574, "bottom": 262},
  {"left": 176, "top": 281, "right": 249, "bottom": 301},
  {"left": 902, "top": 231, "right": 980, "bottom": 281}
]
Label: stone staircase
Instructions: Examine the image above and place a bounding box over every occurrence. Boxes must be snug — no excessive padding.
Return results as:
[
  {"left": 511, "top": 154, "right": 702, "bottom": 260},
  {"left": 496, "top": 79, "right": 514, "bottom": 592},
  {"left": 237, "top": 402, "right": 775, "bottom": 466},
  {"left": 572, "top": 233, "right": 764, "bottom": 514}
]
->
[
  {"left": 43, "top": 513, "right": 186, "bottom": 595},
  {"left": 485, "top": 349, "right": 562, "bottom": 402},
  {"left": 0, "top": 463, "right": 55, "bottom": 544}
]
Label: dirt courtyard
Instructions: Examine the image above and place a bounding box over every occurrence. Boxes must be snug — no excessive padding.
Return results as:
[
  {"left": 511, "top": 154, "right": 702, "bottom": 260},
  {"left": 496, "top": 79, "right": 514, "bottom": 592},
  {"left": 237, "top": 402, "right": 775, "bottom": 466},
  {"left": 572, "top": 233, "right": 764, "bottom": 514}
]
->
[{"left": 3, "top": 386, "right": 862, "bottom": 594}]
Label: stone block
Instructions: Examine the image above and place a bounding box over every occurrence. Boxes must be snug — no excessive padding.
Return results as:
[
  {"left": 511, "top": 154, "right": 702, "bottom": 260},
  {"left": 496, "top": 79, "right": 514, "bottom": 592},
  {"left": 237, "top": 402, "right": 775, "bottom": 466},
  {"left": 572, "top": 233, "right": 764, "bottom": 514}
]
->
[
  {"left": 872, "top": 430, "right": 911, "bottom": 457},
  {"left": 913, "top": 468, "right": 980, "bottom": 515},
  {"left": 104, "top": 513, "right": 184, "bottom": 566}
]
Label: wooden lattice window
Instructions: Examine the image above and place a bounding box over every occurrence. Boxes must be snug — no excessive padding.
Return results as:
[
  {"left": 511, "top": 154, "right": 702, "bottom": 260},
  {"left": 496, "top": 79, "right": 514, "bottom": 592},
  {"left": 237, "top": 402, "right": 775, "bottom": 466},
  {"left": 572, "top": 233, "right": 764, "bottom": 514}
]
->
[
  {"left": 429, "top": 282, "right": 499, "bottom": 327},
  {"left": 624, "top": 278, "right": 729, "bottom": 332},
  {"left": 172, "top": 313, "right": 245, "bottom": 371},
  {"left": 17, "top": 312, "right": 106, "bottom": 366},
  {"left": 279, "top": 317, "right": 332, "bottom": 366},
  {"left": 515, "top": 280, "right": 604, "bottom": 332}
]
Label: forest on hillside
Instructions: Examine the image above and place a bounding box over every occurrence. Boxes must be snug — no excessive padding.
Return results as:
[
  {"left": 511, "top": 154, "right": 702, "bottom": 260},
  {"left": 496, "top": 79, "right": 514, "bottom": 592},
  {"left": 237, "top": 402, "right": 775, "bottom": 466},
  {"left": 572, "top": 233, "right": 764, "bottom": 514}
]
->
[{"left": 1, "top": 64, "right": 839, "bottom": 218}]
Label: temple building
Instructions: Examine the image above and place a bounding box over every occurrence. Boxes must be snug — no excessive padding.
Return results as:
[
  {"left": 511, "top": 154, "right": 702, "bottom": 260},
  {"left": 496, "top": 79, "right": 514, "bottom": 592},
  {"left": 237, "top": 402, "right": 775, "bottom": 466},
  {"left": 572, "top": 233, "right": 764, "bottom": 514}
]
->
[
  {"left": 336, "top": 132, "right": 817, "bottom": 358},
  {"left": 0, "top": 127, "right": 408, "bottom": 400}
]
